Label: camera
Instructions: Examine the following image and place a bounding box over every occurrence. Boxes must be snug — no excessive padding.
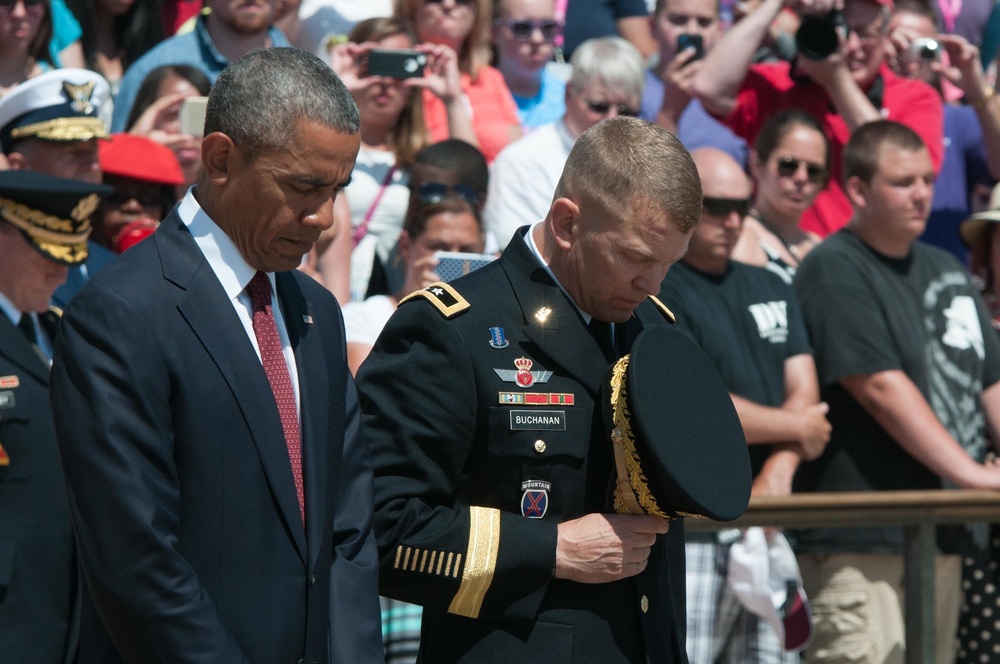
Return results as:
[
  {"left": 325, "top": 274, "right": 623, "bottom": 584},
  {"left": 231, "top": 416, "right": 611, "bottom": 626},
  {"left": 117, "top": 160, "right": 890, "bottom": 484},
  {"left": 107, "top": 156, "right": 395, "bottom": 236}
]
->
[
  {"left": 903, "top": 37, "right": 941, "bottom": 63},
  {"left": 366, "top": 49, "right": 427, "bottom": 79},
  {"left": 795, "top": 11, "right": 846, "bottom": 60}
]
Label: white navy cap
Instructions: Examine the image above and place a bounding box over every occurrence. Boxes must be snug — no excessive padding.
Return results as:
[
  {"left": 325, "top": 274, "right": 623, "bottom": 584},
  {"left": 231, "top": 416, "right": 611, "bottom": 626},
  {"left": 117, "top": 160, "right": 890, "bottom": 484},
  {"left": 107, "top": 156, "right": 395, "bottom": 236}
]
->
[{"left": 0, "top": 69, "right": 110, "bottom": 154}]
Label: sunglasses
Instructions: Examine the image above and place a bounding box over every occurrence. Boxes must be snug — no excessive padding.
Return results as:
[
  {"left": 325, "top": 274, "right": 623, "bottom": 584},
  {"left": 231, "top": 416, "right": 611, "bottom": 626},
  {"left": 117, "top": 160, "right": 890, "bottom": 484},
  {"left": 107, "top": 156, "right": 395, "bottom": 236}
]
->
[
  {"left": 775, "top": 156, "right": 827, "bottom": 183},
  {"left": 585, "top": 99, "right": 639, "bottom": 117},
  {"left": 702, "top": 196, "right": 752, "bottom": 218},
  {"left": 416, "top": 181, "right": 483, "bottom": 207},
  {"left": 493, "top": 18, "right": 563, "bottom": 40},
  {"left": 0, "top": 0, "right": 44, "bottom": 15},
  {"left": 424, "top": 0, "right": 475, "bottom": 5}
]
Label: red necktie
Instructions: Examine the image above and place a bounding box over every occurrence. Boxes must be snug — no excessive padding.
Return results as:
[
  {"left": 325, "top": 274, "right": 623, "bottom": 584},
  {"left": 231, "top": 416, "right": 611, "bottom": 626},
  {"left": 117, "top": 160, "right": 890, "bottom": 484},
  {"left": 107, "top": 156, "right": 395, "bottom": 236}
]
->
[{"left": 247, "top": 271, "right": 304, "bottom": 525}]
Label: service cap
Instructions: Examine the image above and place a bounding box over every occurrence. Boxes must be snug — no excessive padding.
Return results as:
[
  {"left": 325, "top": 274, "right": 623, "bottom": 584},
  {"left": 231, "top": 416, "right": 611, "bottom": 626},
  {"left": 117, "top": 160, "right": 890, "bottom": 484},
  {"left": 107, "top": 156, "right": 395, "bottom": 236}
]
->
[
  {"left": 0, "top": 69, "right": 111, "bottom": 154},
  {"left": 0, "top": 170, "right": 112, "bottom": 265},
  {"left": 602, "top": 325, "right": 752, "bottom": 522}
]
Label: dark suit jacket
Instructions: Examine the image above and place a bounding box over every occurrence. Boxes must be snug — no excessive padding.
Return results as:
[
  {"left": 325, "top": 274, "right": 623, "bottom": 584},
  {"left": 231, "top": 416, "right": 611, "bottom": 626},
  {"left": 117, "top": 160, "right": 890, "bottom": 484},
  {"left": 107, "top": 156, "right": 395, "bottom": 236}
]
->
[
  {"left": 357, "top": 229, "right": 688, "bottom": 663},
  {"left": 50, "top": 209, "right": 382, "bottom": 663},
  {"left": 0, "top": 311, "right": 75, "bottom": 663}
]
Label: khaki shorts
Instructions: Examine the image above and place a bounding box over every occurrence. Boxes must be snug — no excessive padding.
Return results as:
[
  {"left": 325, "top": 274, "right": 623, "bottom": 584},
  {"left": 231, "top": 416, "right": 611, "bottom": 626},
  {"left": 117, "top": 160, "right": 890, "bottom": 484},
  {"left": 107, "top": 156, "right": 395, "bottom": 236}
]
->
[{"left": 797, "top": 552, "right": 961, "bottom": 664}]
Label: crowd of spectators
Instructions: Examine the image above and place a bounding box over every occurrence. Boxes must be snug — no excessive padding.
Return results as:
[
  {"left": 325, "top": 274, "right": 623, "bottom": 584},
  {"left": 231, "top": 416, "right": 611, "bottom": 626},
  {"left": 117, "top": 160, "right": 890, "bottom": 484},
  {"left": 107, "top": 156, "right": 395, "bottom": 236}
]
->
[{"left": 3, "top": 0, "right": 1000, "bottom": 662}]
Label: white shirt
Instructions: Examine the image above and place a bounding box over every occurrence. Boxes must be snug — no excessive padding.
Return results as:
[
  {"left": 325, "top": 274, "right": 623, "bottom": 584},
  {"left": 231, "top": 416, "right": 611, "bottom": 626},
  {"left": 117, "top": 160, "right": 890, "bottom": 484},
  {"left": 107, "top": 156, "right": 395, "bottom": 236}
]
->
[
  {"left": 342, "top": 294, "right": 396, "bottom": 347},
  {"left": 484, "top": 118, "right": 576, "bottom": 251},
  {"left": 178, "top": 190, "right": 301, "bottom": 415}
]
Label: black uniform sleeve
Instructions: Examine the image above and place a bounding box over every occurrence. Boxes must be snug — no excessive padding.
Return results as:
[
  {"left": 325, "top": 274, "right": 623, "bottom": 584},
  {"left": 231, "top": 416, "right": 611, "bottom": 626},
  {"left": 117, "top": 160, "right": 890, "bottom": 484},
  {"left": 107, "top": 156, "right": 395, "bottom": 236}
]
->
[{"left": 357, "top": 300, "right": 557, "bottom": 628}]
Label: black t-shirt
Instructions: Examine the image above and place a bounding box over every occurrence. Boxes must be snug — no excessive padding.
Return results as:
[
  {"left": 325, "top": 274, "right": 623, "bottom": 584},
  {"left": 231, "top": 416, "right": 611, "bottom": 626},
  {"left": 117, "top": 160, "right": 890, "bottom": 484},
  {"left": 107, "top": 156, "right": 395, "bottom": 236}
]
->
[
  {"left": 792, "top": 230, "right": 1000, "bottom": 553},
  {"left": 660, "top": 260, "right": 813, "bottom": 479}
]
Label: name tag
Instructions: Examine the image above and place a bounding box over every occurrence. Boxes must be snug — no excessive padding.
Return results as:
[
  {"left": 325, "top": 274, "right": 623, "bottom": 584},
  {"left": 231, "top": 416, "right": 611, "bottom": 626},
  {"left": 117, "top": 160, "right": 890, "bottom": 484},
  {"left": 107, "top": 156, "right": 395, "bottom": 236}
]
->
[
  {"left": 0, "top": 391, "right": 14, "bottom": 409},
  {"left": 509, "top": 410, "right": 566, "bottom": 431}
]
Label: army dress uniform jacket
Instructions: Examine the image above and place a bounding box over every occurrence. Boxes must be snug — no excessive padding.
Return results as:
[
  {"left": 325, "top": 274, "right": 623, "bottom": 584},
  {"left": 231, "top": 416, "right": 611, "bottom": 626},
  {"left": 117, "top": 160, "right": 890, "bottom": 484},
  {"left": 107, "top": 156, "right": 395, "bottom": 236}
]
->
[
  {"left": 0, "top": 310, "right": 76, "bottom": 663},
  {"left": 357, "top": 228, "right": 689, "bottom": 664}
]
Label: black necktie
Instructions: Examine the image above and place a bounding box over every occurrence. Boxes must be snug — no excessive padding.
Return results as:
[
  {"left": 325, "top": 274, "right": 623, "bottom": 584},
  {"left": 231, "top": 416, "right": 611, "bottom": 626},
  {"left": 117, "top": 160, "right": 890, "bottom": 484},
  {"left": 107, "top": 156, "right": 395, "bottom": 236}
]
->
[
  {"left": 589, "top": 318, "right": 616, "bottom": 362},
  {"left": 18, "top": 314, "right": 49, "bottom": 366}
]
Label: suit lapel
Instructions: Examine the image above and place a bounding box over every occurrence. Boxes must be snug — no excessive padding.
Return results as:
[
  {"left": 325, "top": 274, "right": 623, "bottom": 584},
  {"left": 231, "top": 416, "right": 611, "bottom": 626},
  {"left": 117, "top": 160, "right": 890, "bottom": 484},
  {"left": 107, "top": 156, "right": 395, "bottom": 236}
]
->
[
  {"left": 0, "top": 316, "right": 49, "bottom": 384},
  {"left": 157, "top": 214, "right": 308, "bottom": 562},
  {"left": 276, "top": 272, "right": 329, "bottom": 566}
]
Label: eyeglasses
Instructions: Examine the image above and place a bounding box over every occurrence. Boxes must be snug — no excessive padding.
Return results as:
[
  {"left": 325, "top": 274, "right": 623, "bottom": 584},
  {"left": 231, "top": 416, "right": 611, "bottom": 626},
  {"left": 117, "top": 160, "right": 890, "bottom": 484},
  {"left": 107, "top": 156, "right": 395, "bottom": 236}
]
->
[
  {"left": 775, "top": 156, "right": 828, "bottom": 184},
  {"left": 846, "top": 6, "right": 891, "bottom": 44},
  {"left": 0, "top": 0, "right": 44, "bottom": 17},
  {"left": 585, "top": 99, "right": 639, "bottom": 117},
  {"left": 106, "top": 189, "right": 166, "bottom": 210},
  {"left": 702, "top": 196, "right": 752, "bottom": 218},
  {"left": 416, "top": 181, "right": 483, "bottom": 207},
  {"left": 493, "top": 18, "right": 563, "bottom": 40},
  {"left": 423, "top": 0, "right": 475, "bottom": 5}
]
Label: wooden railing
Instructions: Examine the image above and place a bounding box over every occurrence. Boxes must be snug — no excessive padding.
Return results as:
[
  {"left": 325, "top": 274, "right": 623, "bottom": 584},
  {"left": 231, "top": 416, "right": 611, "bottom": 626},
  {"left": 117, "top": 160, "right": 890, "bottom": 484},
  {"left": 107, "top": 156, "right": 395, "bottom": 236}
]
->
[{"left": 685, "top": 490, "right": 1000, "bottom": 664}]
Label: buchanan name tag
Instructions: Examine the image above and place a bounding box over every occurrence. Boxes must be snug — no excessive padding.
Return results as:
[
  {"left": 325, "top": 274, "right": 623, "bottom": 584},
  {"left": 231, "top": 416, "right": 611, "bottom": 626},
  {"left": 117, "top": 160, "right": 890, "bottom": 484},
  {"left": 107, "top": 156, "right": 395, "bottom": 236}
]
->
[
  {"left": 509, "top": 410, "right": 566, "bottom": 431},
  {"left": 0, "top": 391, "right": 14, "bottom": 409}
]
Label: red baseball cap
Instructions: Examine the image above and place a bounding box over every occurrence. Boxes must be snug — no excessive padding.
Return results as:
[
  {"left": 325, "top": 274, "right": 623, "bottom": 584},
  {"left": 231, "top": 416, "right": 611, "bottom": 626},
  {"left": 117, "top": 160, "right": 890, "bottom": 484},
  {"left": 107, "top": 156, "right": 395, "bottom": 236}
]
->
[{"left": 99, "top": 133, "right": 184, "bottom": 186}]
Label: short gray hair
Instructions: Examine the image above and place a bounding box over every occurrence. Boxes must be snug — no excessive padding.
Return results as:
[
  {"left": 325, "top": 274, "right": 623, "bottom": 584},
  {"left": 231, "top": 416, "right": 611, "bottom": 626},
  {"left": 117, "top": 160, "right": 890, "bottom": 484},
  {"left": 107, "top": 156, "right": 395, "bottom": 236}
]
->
[
  {"left": 568, "top": 37, "right": 645, "bottom": 103},
  {"left": 556, "top": 117, "right": 702, "bottom": 232},
  {"left": 205, "top": 47, "right": 360, "bottom": 163}
]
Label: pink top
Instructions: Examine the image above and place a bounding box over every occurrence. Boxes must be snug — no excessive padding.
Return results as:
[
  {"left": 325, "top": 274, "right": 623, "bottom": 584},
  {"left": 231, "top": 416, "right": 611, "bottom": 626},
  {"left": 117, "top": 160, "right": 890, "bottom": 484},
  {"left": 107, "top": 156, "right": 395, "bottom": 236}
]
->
[{"left": 422, "top": 65, "right": 520, "bottom": 163}]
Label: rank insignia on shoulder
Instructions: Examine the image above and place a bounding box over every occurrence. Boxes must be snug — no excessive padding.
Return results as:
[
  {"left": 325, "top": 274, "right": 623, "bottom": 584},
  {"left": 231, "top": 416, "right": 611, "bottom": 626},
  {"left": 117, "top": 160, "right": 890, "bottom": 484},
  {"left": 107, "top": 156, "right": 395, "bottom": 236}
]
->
[
  {"left": 399, "top": 281, "right": 470, "bottom": 319},
  {"left": 488, "top": 327, "right": 509, "bottom": 349},
  {"left": 0, "top": 375, "right": 19, "bottom": 389},
  {"left": 0, "top": 441, "right": 9, "bottom": 467},
  {"left": 648, "top": 295, "right": 676, "bottom": 323},
  {"left": 494, "top": 357, "right": 552, "bottom": 388},
  {"left": 521, "top": 480, "right": 551, "bottom": 518}
]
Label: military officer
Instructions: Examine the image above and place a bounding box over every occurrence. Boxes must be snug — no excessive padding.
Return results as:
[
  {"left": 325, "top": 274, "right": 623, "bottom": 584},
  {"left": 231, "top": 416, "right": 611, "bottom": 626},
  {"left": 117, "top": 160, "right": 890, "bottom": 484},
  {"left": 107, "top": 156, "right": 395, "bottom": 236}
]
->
[
  {"left": 0, "top": 171, "right": 111, "bottom": 661},
  {"left": 357, "top": 117, "right": 708, "bottom": 663}
]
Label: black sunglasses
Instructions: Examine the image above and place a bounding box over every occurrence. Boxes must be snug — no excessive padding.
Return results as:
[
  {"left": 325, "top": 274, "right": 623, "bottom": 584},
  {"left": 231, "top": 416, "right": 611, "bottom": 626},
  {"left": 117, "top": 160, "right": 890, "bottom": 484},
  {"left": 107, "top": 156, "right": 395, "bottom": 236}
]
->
[
  {"left": 775, "top": 156, "right": 827, "bottom": 184},
  {"left": 416, "top": 181, "right": 483, "bottom": 207},
  {"left": 493, "top": 18, "right": 563, "bottom": 40},
  {"left": 585, "top": 99, "right": 639, "bottom": 117},
  {"left": 702, "top": 196, "right": 752, "bottom": 218}
]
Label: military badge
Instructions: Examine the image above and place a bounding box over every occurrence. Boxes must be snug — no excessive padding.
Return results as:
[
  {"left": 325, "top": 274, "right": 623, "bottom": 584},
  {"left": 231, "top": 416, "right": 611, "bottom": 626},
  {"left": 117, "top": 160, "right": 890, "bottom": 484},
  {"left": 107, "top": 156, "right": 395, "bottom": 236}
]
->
[
  {"left": 0, "top": 441, "right": 8, "bottom": 467},
  {"left": 63, "top": 80, "right": 97, "bottom": 115},
  {"left": 498, "top": 392, "right": 574, "bottom": 406},
  {"left": 520, "top": 480, "right": 550, "bottom": 518},
  {"left": 494, "top": 357, "right": 552, "bottom": 388},
  {"left": 534, "top": 307, "right": 552, "bottom": 324},
  {"left": 0, "top": 375, "right": 19, "bottom": 388},
  {"left": 488, "top": 327, "right": 509, "bottom": 349},
  {"left": 0, "top": 391, "right": 14, "bottom": 409}
]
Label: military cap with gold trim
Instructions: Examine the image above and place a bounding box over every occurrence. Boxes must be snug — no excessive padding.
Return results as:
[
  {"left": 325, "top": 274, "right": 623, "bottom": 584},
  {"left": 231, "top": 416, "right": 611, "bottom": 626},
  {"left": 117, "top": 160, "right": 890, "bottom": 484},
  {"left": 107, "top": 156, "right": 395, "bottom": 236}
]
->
[
  {"left": 0, "top": 170, "right": 112, "bottom": 266},
  {"left": 601, "top": 325, "right": 752, "bottom": 522},
  {"left": 0, "top": 69, "right": 110, "bottom": 154}
]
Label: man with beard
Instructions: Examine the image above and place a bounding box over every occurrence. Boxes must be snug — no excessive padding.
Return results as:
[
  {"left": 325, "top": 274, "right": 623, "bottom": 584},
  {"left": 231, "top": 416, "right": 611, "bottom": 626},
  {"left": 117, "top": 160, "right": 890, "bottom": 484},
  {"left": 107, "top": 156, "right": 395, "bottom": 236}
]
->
[
  {"left": 111, "top": 0, "right": 290, "bottom": 131},
  {"left": 792, "top": 121, "right": 1000, "bottom": 664}
]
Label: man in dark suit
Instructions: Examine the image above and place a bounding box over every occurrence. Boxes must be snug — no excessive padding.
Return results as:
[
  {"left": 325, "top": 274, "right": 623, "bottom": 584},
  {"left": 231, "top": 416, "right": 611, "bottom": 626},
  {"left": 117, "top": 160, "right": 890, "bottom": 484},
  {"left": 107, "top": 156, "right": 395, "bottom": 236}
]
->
[
  {"left": 49, "top": 47, "right": 383, "bottom": 663},
  {"left": 0, "top": 171, "right": 111, "bottom": 663},
  {"left": 357, "top": 117, "right": 705, "bottom": 663}
]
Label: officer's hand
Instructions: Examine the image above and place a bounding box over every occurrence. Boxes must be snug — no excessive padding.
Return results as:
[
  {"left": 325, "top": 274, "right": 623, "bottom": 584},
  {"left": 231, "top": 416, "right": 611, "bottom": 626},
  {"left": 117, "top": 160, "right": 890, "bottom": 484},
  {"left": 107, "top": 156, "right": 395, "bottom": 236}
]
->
[{"left": 554, "top": 513, "right": 668, "bottom": 584}]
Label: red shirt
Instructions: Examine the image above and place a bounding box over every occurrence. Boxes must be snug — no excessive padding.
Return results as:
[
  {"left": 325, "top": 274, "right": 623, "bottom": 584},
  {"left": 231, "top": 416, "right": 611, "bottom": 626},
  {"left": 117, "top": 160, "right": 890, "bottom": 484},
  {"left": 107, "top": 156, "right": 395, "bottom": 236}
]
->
[
  {"left": 422, "top": 65, "right": 520, "bottom": 164},
  {"left": 724, "top": 62, "right": 944, "bottom": 236}
]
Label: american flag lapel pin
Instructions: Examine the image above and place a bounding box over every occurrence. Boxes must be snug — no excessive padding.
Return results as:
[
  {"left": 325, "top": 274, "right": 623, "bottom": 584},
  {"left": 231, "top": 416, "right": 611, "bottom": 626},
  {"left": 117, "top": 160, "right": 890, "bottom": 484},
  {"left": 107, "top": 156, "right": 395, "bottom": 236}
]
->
[{"left": 303, "top": 314, "right": 314, "bottom": 325}]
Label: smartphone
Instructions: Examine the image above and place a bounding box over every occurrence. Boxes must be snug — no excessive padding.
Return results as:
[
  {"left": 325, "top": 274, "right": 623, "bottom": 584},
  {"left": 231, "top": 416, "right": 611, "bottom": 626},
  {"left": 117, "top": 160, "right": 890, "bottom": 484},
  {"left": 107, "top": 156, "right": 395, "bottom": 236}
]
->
[
  {"left": 367, "top": 49, "right": 427, "bottom": 79},
  {"left": 434, "top": 251, "right": 496, "bottom": 283},
  {"left": 676, "top": 33, "right": 704, "bottom": 61},
  {"left": 179, "top": 96, "right": 208, "bottom": 137}
]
